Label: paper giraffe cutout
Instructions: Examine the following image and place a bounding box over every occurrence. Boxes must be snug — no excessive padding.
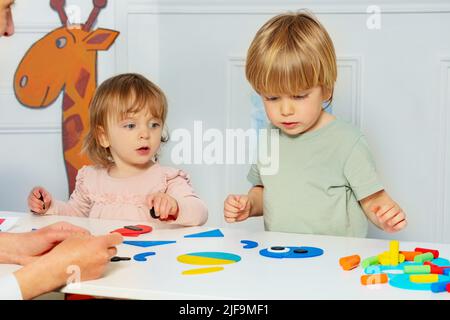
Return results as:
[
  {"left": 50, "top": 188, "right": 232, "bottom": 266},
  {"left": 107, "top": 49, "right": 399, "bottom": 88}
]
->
[{"left": 14, "top": 0, "right": 119, "bottom": 194}]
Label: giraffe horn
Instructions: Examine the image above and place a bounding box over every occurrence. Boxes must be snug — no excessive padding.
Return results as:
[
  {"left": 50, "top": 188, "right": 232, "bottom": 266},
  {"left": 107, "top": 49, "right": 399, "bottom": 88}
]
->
[
  {"left": 83, "top": 0, "right": 107, "bottom": 32},
  {"left": 50, "top": 0, "right": 68, "bottom": 26}
]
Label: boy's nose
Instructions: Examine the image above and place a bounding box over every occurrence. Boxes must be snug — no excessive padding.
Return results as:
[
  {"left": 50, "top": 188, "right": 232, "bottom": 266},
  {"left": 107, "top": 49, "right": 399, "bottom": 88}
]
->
[{"left": 280, "top": 101, "right": 294, "bottom": 116}]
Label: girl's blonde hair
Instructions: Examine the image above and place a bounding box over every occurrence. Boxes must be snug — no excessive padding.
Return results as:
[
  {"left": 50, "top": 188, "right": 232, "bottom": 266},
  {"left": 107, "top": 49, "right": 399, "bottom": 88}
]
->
[
  {"left": 246, "top": 11, "right": 337, "bottom": 101},
  {"left": 83, "top": 73, "right": 168, "bottom": 167}
]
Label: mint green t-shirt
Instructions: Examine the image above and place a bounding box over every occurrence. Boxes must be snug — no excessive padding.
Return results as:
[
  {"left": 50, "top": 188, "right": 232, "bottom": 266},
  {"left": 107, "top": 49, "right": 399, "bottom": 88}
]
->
[{"left": 247, "top": 119, "right": 384, "bottom": 237}]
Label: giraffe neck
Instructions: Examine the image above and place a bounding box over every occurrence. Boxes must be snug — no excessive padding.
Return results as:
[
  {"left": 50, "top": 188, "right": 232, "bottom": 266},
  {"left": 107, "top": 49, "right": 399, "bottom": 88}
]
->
[{"left": 62, "top": 59, "right": 97, "bottom": 193}]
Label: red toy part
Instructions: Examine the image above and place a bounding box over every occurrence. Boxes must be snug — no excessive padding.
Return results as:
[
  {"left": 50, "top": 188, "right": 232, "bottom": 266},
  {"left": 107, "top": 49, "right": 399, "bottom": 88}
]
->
[
  {"left": 447, "top": 283, "right": 450, "bottom": 293},
  {"left": 414, "top": 247, "right": 439, "bottom": 259},
  {"left": 111, "top": 225, "right": 153, "bottom": 237},
  {"left": 0, "top": 219, "right": 4, "bottom": 225}
]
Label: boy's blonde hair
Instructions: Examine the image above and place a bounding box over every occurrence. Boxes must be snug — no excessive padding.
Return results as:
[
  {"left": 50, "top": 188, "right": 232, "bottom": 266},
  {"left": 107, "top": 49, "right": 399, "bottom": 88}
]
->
[
  {"left": 83, "top": 73, "right": 168, "bottom": 167},
  {"left": 246, "top": 11, "right": 337, "bottom": 100}
]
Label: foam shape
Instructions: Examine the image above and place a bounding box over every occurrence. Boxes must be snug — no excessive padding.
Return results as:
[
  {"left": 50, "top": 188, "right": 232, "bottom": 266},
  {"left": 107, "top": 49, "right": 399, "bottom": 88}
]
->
[
  {"left": 389, "top": 274, "right": 450, "bottom": 291},
  {"left": 362, "top": 256, "right": 379, "bottom": 268},
  {"left": 0, "top": 217, "right": 19, "bottom": 232},
  {"left": 177, "top": 252, "right": 241, "bottom": 266},
  {"left": 123, "top": 240, "right": 176, "bottom": 248},
  {"left": 428, "top": 258, "right": 450, "bottom": 266},
  {"left": 365, "top": 258, "right": 450, "bottom": 275},
  {"left": 0, "top": 219, "right": 4, "bottom": 225},
  {"left": 404, "top": 265, "right": 431, "bottom": 274},
  {"left": 111, "top": 225, "right": 152, "bottom": 237},
  {"left": 415, "top": 247, "right": 439, "bottom": 259},
  {"left": 431, "top": 281, "right": 450, "bottom": 293},
  {"left": 184, "top": 229, "right": 224, "bottom": 238},
  {"left": 182, "top": 267, "right": 224, "bottom": 275},
  {"left": 133, "top": 252, "right": 156, "bottom": 262},
  {"left": 414, "top": 252, "right": 434, "bottom": 263},
  {"left": 339, "top": 255, "right": 360, "bottom": 271},
  {"left": 241, "top": 240, "right": 258, "bottom": 249},
  {"left": 390, "top": 240, "right": 399, "bottom": 266},
  {"left": 400, "top": 251, "right": 421, "bottom": 261},
  {"left": 361, "top": 274, "right": 388, "bottom": 285},
  {"left": 259, "top": 246, "right": 323, "bottom": 259},
  {"left": 410, "top": 274, "right": 439, "bottom": 283}
]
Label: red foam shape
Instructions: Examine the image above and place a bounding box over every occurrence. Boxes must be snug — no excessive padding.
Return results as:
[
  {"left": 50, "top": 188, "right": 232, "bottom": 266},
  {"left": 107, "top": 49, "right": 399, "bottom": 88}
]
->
[
  {"left": 111, "top": 225, "right": 153, "bottom": 237},
  {"left": 0, "top": 219, "right": 4, "bottom": 225},
  {"left": 415, "top": 247, "right": 439, "bottom": 259},
  {"left": 447, "top": 283, "right": 450, "bottom": 293}
]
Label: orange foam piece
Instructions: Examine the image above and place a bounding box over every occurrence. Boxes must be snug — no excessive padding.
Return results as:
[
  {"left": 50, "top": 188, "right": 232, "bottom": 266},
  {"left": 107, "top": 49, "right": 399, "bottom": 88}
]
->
[
  {"left": 339, "top": 255, "right": 361, "bottom": 270},
  {"left": 361, "top": 274, "right": 388, "bottom": 285},
  {"left": 400, "top": 251, "right": 421, "bottom": 261}
]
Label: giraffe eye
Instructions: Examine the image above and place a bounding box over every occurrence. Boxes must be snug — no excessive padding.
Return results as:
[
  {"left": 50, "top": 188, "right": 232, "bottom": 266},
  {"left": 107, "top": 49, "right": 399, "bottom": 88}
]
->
[{"left": 56, "top": 37, "right": 67, "bottom": 49}]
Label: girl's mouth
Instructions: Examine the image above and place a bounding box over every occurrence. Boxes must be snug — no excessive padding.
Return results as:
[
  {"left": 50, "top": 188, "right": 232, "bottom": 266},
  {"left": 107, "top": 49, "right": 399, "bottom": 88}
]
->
[{"left": 136, "top": 146, "right": 150, "bottom": 156}]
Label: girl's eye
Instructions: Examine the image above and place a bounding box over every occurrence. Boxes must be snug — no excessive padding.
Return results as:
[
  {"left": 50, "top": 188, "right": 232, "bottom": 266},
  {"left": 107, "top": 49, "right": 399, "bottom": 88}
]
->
[
  {"left": 124, "top": 123, "right": 136, "bottom": 129},
  {"left": 149, "top": 122, "right": 161, "bottom": 129}
]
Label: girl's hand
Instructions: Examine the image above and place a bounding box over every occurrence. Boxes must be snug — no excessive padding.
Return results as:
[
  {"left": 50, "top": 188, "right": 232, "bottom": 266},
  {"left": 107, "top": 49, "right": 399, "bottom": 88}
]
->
[
  {"left": 28, "top": 187, "right": 52, "bottom": 215},
  {"left": 147, "top": 192, "right": 179, "bottom": 221},
  {"left": 371, "top": 203, "right": 407, "bottom": 233},
  {"left": 224, "top": 194, "right": 252, "bottom": 223}
]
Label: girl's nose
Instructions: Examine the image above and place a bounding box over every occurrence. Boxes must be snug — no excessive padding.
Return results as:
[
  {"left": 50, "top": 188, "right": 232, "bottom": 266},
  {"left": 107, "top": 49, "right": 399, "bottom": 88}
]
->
[{"left": 140, "top": 128, "right": 150, "bottom": 139}]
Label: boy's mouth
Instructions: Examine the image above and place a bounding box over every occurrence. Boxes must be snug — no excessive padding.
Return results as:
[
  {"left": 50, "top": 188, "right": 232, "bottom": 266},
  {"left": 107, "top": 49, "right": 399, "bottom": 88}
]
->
[{"left": 281, "top": 122, "right": 300, "bottom": 129}]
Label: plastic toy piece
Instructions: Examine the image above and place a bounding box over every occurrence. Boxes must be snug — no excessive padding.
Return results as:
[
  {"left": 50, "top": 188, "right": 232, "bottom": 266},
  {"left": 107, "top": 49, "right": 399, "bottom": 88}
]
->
[
  {"left": 447, "top": 283, "right": 450, "bottom": 293},
  {"left": 404, "top": 265, "right": 431, "bottom": 274},
  {"left": 111, "top": 225, "right": 152, "bottom": 237},
  {"left": 133, "top": 252, "right": 156, "bottom": 262},
  {"left": 378, "top": 252, "right": 390, "bottom": 266},
  {"left": 400, "top": 251, "right": 421, "bottom": 261},
  {"left": 259, "top": 246, "right": 323, "bottom": 259},
  {"left": 389, "top": 240, "right": 399, "bottom": 266},
  {"left": 410, "top": 274, "right": 439, "bottom": 283},
  {"left": 339, "top": 255, "right": 360, "bottom": 271},
  {"left": 361, "top": 256, "right": 379, "bottom": 268},
  {"left": 177, "top": 252, "right": 241, "bottom": 266},
  {"left": 184, "top": 229, "right": 224, "bottom": 238},
  {"left": 424, "top": 262, "right": 450, "bottom": 275},
  {"left": 123, "top": 240, "right": 176, "bottom": 248},
  {"left": 415, "top": 247, "right": 439, "bottom": 259},
  {"left": 389, "top": 274, "right": 449, "bottom": 291},
  {"left": 0, "top": 219, "right": 4, "bottom": 225},
  {"left": 182, "top": 267, "right": 224, "bottom": 275},
  {"left": 240, "top": 240, "right": 259, "bottom": 249},
  {"left": 361, "top": 274, "right": 388, "bottom": 285},
  {"left": 444, "top": 269, "right": 450, "bottom": 276},
  {"left": 414, "top": 252, "right": 434, "bottom": 263},
  {"left": 431, "top": 281, "right": 450, "bottom": 293}
]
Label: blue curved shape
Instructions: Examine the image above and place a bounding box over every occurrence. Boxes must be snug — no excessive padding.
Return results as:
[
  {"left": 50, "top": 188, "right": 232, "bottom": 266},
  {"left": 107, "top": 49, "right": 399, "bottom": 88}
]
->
[
  {"left": 259, "top": 246, "right": 323, "bottom": 259},
  {"left": 389, "top": 274, "right": 450, "bottom": 291},
  {"left": 241, "top": 240, "right": 258, "bottom": 249},
  {"left": 133, "top": 252, "right": 156, "bottom": 262}
]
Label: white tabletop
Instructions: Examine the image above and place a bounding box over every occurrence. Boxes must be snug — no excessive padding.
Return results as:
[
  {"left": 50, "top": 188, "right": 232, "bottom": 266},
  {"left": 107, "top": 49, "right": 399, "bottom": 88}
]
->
[{"left": 1, "top": 211, "right": 449, "bottom": 300}]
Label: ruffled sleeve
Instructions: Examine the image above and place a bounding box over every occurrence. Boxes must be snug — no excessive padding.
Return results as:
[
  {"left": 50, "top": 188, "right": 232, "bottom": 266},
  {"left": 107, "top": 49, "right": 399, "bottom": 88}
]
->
[
  {"left": 162, "top": 167, "right": 208, "bottom": 226},
  {"left": 45, "top": 166, "right": 93, "bottom": 217}
]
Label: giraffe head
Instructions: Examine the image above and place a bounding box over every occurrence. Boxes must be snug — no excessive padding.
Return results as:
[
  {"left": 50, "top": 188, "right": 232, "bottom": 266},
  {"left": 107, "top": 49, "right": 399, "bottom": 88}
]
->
[{"left": 14, "top": 0, "right": 119, "bottom": 108}]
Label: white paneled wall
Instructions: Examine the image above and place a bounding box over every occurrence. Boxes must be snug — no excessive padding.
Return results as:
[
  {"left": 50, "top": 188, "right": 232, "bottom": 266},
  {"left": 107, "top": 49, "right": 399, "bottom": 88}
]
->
[{"left": 1, "top": 0, "right": 450, "bottom": 243}]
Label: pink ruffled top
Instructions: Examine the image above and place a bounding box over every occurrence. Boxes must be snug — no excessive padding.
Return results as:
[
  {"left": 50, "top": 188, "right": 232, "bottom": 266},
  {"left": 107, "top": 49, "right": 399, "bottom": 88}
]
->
[{"left": 46, "top": 163, "right": 208, "bottom": 226}]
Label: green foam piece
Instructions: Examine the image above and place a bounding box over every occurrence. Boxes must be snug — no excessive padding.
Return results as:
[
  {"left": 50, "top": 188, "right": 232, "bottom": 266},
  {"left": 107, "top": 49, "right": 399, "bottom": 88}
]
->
[{"left": 362, "top": 256, "right": 379, "bottom": 268}]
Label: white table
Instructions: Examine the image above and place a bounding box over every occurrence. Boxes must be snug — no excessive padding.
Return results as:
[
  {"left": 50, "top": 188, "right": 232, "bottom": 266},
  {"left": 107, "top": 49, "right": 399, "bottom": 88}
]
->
[{"left": 1, "top": 211, "right": 449, "bottom": 300}]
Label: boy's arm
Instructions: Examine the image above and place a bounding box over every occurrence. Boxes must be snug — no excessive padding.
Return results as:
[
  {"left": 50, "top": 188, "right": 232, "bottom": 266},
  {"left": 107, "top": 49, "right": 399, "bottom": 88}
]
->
[
  {"left": 359, "top": 190, "right": 407, "bottom": 233},
  {"left": 248, "top": 186, "right": 264, "bottom": 217}
]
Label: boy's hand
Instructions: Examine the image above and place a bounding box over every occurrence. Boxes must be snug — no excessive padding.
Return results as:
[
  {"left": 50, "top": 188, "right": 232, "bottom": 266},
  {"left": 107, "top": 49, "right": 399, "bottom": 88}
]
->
[
  {"left": 371, "top": 203, "right": 407, "bottom": 233},
  {"left": 224, "top": 194, "right": 252, "bottom": 223},
  {"left": 147, "top": 192, "right": 179, "bottom": 221},
  {"left": 28, "top": 187, "right": 52, "bottom": 215}
]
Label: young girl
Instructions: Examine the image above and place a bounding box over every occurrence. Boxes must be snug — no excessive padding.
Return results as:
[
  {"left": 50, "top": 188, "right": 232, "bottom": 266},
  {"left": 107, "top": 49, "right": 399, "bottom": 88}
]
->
[
  {"left": 28, "top": 73, "right": 208, "bottom": 227},
  {"left": 224, "top": 12, "right": 407, "bottom": 237}
]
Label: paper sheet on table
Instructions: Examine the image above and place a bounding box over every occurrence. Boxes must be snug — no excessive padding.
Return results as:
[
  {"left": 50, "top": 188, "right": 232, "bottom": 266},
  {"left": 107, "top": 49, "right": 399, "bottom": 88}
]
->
[{"left": 0, "top": 217, "right": 20, "bottom": 232}]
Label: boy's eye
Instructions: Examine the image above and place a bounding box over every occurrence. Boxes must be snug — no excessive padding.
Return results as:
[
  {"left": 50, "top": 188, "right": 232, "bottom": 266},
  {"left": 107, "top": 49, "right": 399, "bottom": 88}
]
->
[
  {"left": 264, "top": 96, "right": 279, "bottom": 101},
  {"left": 293, "top": 94, "right": 309, "bottom": 100}
]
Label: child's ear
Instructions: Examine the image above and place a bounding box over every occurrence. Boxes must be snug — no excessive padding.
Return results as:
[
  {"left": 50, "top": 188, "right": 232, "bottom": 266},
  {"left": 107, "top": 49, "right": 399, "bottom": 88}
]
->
[
  {"left": 322, "top": 86, "right": 333, "bottom": 102},
  {"left": 97, "top": 126, "right": 110, "bottom": 148}
]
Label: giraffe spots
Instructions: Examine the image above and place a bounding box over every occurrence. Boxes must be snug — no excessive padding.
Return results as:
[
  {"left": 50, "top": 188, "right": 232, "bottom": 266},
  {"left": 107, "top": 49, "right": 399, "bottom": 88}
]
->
[
  {"left": 63, "top": 93, "right": 75, "bottom": 111},
  {"left": 63, "top": 114, "right": 84, "bottom": 151},
  {"left": 86, "top": 33, "right": 110, "bottom": 45},
  {"left": 65, "top": 162, "right": 78, "bottom": 195},
  {"left": 75, "top": 68, "right": 90, "bottom": 98}
]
